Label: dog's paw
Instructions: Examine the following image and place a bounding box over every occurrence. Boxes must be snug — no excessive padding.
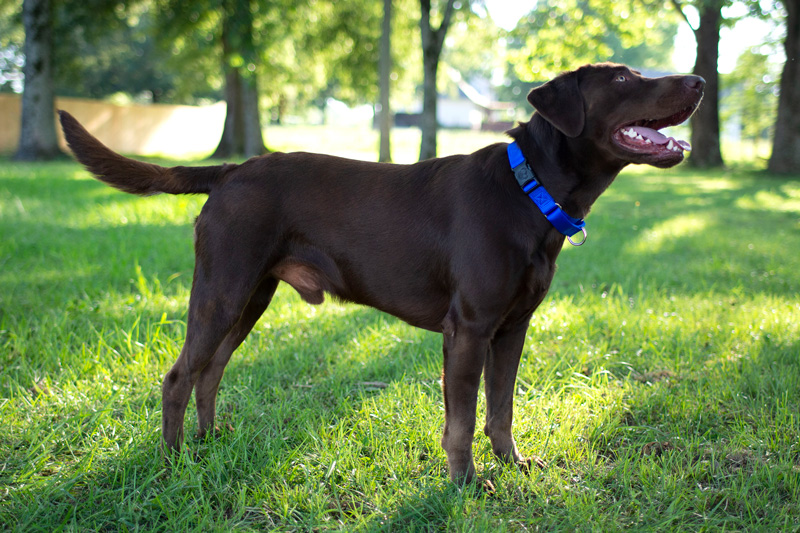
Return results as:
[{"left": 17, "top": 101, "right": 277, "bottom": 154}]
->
[
  {"left": 195, "top": 422, "right": 235, "bottom": 441},
  {"left": 194, "top": 427, "right": 214, "bottom": 441},
  {"left": 479, "top": 478, "right": 496, "bottom": 494},
  {"left": 456, "top": 477, "right": 496, "bottom": 496},
  {"left": 518, "top": 455, "right": 547, "bottom": 473}
]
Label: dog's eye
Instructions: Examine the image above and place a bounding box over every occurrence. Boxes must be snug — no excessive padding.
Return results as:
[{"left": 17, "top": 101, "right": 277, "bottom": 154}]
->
[{"left": 615, "top": 74, "right": 628, "bottom": 82}]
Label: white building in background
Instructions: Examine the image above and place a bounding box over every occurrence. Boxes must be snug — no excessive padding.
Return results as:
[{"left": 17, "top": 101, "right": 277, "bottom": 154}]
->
[{"left": 394, "top": 68, "right": 516, "bottom": 131}]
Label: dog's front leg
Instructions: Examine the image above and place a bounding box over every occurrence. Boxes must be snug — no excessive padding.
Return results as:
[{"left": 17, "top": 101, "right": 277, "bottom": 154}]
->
[
  {"left": 483, "top": 317, "right": 544, "bottom": 470},
  {"left": 440, "top": 320, "right": 490, "bottom": 484}
]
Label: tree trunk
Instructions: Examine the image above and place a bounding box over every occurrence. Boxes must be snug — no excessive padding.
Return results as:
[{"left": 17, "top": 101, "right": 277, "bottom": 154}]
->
[
  {"left": 211, "top": 2, "right": 265, "bottom": 159},
  {"left": 213, "top": 67, "right": 244, "bottom": 158},
  {"left": 418, "top": 0, "right": 456, "bottom": 161},
  {"left": 15, "top": 0, "right": 60, "bottom": 161},
  {"left": 378, "top": 0, "right": 392, "bottom": 163},
  {"left": 241, "top": 74, "right": 264, "bottom": 156},
  {"left": 688, "top": 0, "right": 724, "bottom": 168},
  {"left": 419, "top": 46, "right": 439, "bottom": 161},
  {"left": 769, "top": 0, "right": 800, "bottom": 173}
]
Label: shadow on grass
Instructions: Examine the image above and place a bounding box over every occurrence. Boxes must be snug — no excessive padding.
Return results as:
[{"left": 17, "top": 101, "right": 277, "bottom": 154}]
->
[
  {"left": 554, "top": 168, "right": 800, "bottom": 297},
  {"left": 0, "top": 220, "right": 196, "bottom": 316},
  {"left": 614, "top": 335, "right": 800, "bottom": 444},
  {"left": 0, "top": 160, "right": 158, "bottom": 210}
]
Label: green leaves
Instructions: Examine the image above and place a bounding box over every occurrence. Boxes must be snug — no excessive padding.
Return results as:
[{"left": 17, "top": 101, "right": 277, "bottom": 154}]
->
[
  {"left": 508, "top": 0, "right": 678, "bottom": 80},
  {"left": 722, "top": 49, "right": 779, "bottom": 146}
]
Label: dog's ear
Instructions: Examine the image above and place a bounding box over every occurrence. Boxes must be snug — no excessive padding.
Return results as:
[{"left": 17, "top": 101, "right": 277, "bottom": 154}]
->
[{"left": 527, "top": 71, "right": 585, "bottom": 138}]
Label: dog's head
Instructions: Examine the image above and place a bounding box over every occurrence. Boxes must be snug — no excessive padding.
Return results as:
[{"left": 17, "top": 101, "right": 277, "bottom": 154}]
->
[{"left": 527, "top": 63, "right": 704, "bottom": 168}]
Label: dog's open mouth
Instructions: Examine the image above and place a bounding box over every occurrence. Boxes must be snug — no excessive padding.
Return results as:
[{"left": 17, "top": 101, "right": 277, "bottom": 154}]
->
[{"left": 613, "top": 104, "right": 698, "bottom": 156}]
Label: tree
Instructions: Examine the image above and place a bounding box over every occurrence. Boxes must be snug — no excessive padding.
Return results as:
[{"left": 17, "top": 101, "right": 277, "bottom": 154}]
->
[
  {"left": 379, "top": 0, "right": 392, "bottom": 162},
  {"left": 211, "top": 0, "right": 265, "bottom": 158},
  {"left": 158, "top": 0, "right": 398, "bottom": 158},
  {"left": 769, "top": 0, "right": 800, "bottom": 173},
  {"left": 8, "top": 0, "right": 161, "bottom": 159},
  {"left": 442, "top": 8, "right": 503, "bottom": 82},
  {"left": 508, "top": 0, "right": 678, "bottom": 81},
  {"left": 722, "top": 49, "right": 778, "bottom": 157},
  {"left": 304, "top": 0, "right": 383, "bottom": 110},
  {"left": 299, "top": 0, "right": 417, "bottom": 160},
  {"left": 14, "top": 0, "right": 59, "bottom": 161},
  {"left": 51, "top": 5, "right": 184, "bottom": 103},
  {"left": 672, "top": 0, "right": 725, "bottom": 168},
  {"left": 419, "top": 0, "right": 456, "bottom": 160},
  {"left": 155, "top": 0, "right": 266, "bottom": 158}
]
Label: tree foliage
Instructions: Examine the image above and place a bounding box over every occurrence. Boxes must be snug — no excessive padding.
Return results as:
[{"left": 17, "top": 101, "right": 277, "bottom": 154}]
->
[
  {"left": 310, "top": 0, "right": 383, "bottom": 106},
  {"left": 442, "top": 7, "right": 503, "bottom": 85},
  {"left": 3, "top": 0, "right": 795, "bottom": 166},
  {"left": 508, "top": 0, "right": 678, "bottom": 81},
  {"left": 147, "top": 0, "right": 417, "bottom": 118},
  {"left": 54, "top": 7, "right": 185, "bottom": 102},
  {"left": 722, "top": 49, "right": 779, "bottom": 145},
  {"left": 0, "top": 0, "right": 23, "bottom": 92}
]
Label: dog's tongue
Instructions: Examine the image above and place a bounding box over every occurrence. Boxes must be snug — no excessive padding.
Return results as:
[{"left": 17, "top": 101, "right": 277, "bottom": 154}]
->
[{"left": 632, "top": 126, "right": 692, "bottom": 151}]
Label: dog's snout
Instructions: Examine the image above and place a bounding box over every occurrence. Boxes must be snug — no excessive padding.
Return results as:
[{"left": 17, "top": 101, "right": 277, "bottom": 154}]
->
[{"left": 684, "top": 75, "right": 705, "bottom": 91}]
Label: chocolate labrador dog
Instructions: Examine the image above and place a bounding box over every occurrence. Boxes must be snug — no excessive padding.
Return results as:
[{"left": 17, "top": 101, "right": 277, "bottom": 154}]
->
[{"left": 60, "top": 62, "right": 704, "bottom": 486}]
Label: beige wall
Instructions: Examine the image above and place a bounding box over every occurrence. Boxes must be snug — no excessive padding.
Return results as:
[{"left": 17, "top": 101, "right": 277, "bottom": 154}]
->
[{"left": 1, "top": 94, "right": 226, "bottom": 158}]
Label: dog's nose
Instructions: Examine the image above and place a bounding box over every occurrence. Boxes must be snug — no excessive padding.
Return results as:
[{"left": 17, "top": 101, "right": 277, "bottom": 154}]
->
[{"left": 684, "top": 75, "right": 705, "bottom": 91}]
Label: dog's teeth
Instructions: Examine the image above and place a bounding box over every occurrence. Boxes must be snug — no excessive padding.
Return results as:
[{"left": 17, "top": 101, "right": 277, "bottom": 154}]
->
[
  {"left": 667, "top": 140, "right": 674, "bottom": 150},
  {"left": 645, "top": 139, "right": 652, "bottom": 144},
  {"left": 635, "top": 134, "right": 644, "bottom": 140}
]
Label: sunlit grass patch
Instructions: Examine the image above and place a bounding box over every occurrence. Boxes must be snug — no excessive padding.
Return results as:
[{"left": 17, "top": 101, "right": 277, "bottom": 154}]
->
[{"left": 736, "top": 185, "right": 800, "bottom": 214}]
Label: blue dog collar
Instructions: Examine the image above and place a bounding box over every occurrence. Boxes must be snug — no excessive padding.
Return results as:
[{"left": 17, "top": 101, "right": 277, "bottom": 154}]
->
[{"left": 507, "top": 142, "right": 587, "bottom": 246}]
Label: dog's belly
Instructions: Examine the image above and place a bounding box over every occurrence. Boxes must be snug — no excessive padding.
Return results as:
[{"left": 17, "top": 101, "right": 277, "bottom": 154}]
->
[{"left": 271, "top": 251, "right": 452, "bottom": 332}]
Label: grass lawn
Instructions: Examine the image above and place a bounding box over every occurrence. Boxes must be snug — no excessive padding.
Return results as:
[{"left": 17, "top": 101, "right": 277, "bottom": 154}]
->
[{"left": 1, "top": 127, "right": 800, "bottom": 531}]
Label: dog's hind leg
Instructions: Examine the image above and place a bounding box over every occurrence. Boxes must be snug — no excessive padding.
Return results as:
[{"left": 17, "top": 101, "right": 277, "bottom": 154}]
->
[
  {"left": 160, "top": 221, "right": 274, "bottom": 453},
  {"left": 161, "top": 280, "right": 248, "bottom": 452},
  {"left": 194, "top": 276, "right": 280, "bottom": 439}
]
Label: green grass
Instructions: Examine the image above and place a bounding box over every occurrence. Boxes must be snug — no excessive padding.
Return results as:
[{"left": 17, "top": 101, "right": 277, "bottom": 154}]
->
[{"left": 1, "top": 128, "right": 800, "bottom": 531}]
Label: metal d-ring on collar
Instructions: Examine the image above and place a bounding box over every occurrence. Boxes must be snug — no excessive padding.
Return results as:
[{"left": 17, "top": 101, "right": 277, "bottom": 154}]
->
[{"left": 507, "top": 142, "right": 587, "bottom": 246}]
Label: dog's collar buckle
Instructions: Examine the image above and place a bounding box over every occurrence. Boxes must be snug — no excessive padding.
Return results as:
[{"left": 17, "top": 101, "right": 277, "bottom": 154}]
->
[
  {"left": 507, "top": 142, "right": 587, "bottom": 246},
  {"left": 567, "top": 226, "right": 588, "bottom": 246}
]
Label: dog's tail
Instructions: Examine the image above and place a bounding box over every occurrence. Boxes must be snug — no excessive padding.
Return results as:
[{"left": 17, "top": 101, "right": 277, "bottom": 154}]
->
[{"left": 58, "top": 110, "right": 229, "bottom": 196}]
